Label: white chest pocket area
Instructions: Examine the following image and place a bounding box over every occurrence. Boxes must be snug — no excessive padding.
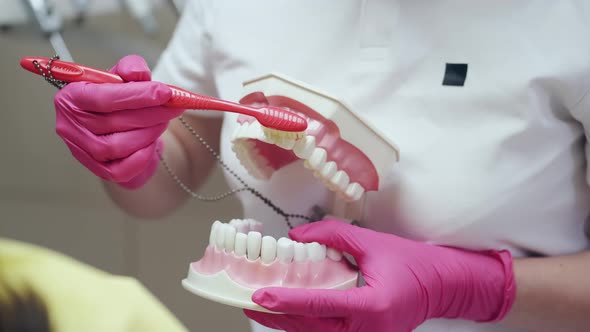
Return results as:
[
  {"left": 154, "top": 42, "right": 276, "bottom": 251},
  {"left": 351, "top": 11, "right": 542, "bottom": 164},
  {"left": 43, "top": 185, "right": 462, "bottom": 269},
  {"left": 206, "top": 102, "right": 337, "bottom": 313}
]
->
[{"left": 359, "top": 0, "right": 400, "bottom": 49}]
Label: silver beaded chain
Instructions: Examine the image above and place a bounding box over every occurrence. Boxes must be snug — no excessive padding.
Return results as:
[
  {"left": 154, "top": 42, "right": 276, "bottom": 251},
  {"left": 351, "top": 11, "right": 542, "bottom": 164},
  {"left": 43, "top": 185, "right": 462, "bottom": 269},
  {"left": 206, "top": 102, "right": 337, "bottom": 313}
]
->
[
  {"left": 36, "top": 55, "right": 315, "bottom": 229},
  {"left": 32, "top": 55, "right": 67, "bottom": 89},
  {"left": 156, "top": 119, "right": 248, "bottom": 202},
  {"left": 157, "top": 116, "right": 315, "bottom": 229}
]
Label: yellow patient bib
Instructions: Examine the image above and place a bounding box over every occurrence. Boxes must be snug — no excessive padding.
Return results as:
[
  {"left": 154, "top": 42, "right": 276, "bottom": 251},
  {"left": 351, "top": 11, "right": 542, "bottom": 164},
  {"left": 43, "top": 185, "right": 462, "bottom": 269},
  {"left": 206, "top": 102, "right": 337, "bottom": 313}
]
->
[{"left": 0, "top": 237, "right": 187, "bottom": 332}]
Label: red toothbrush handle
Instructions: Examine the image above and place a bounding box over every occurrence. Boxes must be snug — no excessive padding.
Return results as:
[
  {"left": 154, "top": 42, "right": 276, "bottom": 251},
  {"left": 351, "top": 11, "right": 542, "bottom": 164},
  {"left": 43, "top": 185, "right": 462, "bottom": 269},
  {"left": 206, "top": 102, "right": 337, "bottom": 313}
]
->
[
  {"left": 20, "top": 56, "right": 259, "bottom": 116},
  {"left": 167, "top": 86, "right": 258, "bottom": 116},
  {"left": 20, "top": 56, "right": 123, "bottom": 83}
]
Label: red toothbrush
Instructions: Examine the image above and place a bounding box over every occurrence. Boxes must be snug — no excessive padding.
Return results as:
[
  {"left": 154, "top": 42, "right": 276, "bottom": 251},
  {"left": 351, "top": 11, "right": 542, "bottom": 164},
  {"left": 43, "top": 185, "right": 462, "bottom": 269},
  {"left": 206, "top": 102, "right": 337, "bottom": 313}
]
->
[{"left": 20, "top": 56, "right": 307, "bottom": 140}]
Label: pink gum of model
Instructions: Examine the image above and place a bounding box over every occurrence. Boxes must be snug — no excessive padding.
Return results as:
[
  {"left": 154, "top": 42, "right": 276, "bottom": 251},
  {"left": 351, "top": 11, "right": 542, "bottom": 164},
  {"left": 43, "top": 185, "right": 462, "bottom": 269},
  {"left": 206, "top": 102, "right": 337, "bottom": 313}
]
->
[
  {"left": 193, "top": 245, "right": 358, "bottom": 289},
  {"left": 182, "top": 219, "right": 359, "bottom": 313}
]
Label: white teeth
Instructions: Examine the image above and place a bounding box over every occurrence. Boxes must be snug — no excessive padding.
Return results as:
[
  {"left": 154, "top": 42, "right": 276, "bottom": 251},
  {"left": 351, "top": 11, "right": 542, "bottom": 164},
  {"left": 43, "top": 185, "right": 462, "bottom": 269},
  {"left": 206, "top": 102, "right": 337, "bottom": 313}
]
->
[
  {"left": 293, "top": 242, "right": 308, "bottom": 262},
  {"left": 306, "top": 148, "right": 327, "bottom": 170},
  {"left": 232, "top": 139, "right": 245, "bottom": 150},
  {"left": 319, "top": 244, "right": 327, "bottom": 260},
  {"left": 234, "top": 126, "right": 367, "bottom": 201},
  {"left": 209, "top": 220, "right": 342, "bottom": 263},
  {"left": 231, "top": 140, "right": 273, "bottom": 180},
  {"left": 234, "top": 233, "right": 248, "bottom": 256},
  {"left": 275, "top": 137, "right": 296, "bottom": 150},
  {"left": 224, "top": 225, "right": 237, "bottom": 252},
  {"left": 326, "top": 247, "right": 343, "bottom": 261},
  {"left": 215, "top": 224, "right": 227, "bottom": 250},
  {"left": 297, "top": 145, "right": 362, "bottom": 201},
  {"left": 247, "top": 231, "right": 262, "bottom": 261},
  {"left": 293, "top": 136, "right": 316, "bottom": 159},
  {"left": 306, "top": 242, "right": 327, "bottom": 262},
  {"left": 231, "top": 126, "right": 240, "bottom": 141},
  {"left": 261, "top": 236, "right": 277, "bottom": 264},
  {"left": 209, "top": 220, "right": 222, "bottom": 246},
  {"left": 232, "top": 121, "right": 267, "bottom": 142},
  {"left": 230, "top": 219, "right": 249, "bottom": 233},
  {"left": 331, "top": 170, "right": 350, "bottom": 191},
  {"left": 209, "top": 220, "right": 349, "bottom": 264},
  {"left": 277, "top": 237, "right": 295, "bottom": 263},
  {"left": 321, "top": 161, "right": 337, "bottom": 179},
  {"left": 271, "top": 136, "right": 285, "bottom": 148},
  {"left": 345, "top": 183, "right": 365, "bottom": 201},
  {"left": 234, "top": 120, "right": 369, "bottom": 202},
  {"left": 232, "top": 122, "right": 250, "bottom": 140},
  {"left": 231, "top": 122, "right": 247, "bottom": 141},
  {"left": 239, "top": 121, "right": 251, "bottom": 134},
  {"left": 246, "top": 219, "right": 263, "bottom": 233},
  {"left": 249, "top": 121, "right": 269, "bottom": 141},
  {"left": 231, "top": 124, "right": 242, "bottom": 141}
]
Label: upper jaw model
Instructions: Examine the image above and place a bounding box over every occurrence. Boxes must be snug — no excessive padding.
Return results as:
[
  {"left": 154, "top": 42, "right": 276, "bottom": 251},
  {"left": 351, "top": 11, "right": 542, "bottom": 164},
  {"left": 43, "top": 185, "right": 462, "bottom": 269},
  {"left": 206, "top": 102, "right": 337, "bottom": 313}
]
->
[
  {"left": 231, "top": 73, "right": 400, "bottom": 202},
  {"left": 182, "top": 219, "right": 359, "bottom": 313}
]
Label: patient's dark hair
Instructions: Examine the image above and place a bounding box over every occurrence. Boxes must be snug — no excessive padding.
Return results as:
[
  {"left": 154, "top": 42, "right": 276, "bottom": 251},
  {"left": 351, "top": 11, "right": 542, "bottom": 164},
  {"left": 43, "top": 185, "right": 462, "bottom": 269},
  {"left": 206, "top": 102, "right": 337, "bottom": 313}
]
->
[{"left": 0, "top": 284, "right": 51, "bottom": 332}]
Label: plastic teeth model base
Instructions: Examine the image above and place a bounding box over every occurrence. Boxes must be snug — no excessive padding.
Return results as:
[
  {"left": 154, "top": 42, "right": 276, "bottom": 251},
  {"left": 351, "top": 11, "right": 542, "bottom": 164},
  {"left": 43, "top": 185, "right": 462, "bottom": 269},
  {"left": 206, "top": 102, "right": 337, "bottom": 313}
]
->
[
  {"left": 231, "top": 73, "right": 400, "bottom": 202},
  {"left": 182, "top": 219, "right": 359, "bottom": 313}
]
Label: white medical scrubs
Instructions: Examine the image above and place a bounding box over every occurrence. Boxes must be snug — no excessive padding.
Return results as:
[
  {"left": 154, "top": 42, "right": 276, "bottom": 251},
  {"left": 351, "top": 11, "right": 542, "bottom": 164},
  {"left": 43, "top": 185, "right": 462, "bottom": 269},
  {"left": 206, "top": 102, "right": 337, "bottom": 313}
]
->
[{"left": 153, "top": 1, "right": 590, "bottom": 331}]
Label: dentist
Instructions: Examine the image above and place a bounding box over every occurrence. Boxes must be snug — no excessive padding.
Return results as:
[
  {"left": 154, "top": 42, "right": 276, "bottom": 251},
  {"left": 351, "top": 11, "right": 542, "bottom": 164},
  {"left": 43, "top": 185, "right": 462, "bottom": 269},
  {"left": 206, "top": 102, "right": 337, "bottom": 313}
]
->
[{"left": 51, "top": 1, "right": 590, "bottom": 331}]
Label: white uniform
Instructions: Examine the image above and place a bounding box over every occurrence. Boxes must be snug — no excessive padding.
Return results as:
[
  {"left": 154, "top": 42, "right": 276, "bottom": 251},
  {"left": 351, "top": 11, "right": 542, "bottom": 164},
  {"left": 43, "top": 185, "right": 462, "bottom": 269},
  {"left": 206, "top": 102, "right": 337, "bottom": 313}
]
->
[{"left": 153, "top": 1, "right": 590, "bottom": 331}]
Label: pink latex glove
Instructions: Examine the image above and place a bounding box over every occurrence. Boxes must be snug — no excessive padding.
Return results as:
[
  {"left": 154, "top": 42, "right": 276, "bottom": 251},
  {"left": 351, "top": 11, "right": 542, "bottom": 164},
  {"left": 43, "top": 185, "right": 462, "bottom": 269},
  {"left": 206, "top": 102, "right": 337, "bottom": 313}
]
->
[
  {"left": 245, "top": 219, "right": 516, "bottom": 332},
  {"left": 53, "top": 55, "right": 183, "bottom": 189}
]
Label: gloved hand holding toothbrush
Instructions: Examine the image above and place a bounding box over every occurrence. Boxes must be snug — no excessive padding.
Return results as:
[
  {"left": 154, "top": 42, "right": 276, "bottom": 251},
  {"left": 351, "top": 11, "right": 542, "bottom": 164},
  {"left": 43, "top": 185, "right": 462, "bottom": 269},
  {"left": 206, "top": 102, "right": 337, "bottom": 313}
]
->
[
  {"left": 245, "top": 219, "right": 516, "bottom": 332},
  {"left": 53, "top": 55, "right": 183, "bottom": 189}
]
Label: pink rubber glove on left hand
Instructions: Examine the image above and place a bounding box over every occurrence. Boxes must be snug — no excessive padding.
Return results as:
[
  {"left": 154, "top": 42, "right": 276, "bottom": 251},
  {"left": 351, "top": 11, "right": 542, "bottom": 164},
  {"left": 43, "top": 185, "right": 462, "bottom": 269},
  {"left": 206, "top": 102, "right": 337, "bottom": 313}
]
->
[
  {"left": 53, "top": 55, "right": 183, "bottom": 189},
  {"left": 245, "top": 219, "right": 516, "bottom": 332}
]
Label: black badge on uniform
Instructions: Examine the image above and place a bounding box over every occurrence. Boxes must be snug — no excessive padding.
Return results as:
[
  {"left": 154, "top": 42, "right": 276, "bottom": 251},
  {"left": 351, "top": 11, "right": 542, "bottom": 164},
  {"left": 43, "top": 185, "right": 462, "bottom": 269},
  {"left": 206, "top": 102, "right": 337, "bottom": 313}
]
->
[{"left": 443, "top": 63, "right": 468, "bottom": 86}]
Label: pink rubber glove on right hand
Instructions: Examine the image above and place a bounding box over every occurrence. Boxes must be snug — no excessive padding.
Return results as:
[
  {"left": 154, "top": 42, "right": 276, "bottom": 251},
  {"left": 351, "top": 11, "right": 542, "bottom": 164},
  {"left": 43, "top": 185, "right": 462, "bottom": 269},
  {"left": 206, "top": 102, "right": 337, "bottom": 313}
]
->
[
  {"left": 246, "top": 219, "right": 516, "bottom": 332},
  {"left": 53, "top": 55, "right": 183, "bottom": 189}
]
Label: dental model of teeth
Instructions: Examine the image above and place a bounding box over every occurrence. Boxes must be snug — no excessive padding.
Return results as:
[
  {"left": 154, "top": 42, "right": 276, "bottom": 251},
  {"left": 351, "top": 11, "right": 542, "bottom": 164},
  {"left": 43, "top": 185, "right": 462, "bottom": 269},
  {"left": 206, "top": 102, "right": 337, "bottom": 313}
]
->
[
  {"left": 232, "top": 121, "right": 366, "bottom": 201},
  {"left": 231, "top": 73, "right": 400, "bottom": 202},
  {"left": 182, "top": 219, "right": 359, "bottom": 313}
]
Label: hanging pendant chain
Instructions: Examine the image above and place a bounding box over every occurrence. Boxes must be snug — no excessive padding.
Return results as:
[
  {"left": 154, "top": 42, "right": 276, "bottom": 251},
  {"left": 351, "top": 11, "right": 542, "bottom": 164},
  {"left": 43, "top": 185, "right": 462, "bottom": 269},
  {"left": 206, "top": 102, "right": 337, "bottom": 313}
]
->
[{"left": 158, "top": 116, "right": 315, "bottom": 229}]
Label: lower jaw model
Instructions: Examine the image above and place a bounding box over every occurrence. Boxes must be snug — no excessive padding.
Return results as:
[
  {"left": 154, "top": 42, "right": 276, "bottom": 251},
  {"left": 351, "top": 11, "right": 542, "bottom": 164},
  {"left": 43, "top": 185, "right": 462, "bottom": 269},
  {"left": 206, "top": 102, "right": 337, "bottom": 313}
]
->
[
  {"left": 183, "top": 74, "right": 398, "bottom": 312},
  {"left": 231, "top": 73, "right": 400, "bottom": 202},
  {"left": 182, "top": 219, "right": 359, "bottom": 313}
]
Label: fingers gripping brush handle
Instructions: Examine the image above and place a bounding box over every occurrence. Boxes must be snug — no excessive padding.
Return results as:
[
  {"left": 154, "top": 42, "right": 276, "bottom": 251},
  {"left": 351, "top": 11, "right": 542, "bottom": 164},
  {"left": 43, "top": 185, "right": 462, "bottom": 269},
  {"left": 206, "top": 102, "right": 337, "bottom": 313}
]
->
[
  {"left": 20, "top": 56, "right": 308, "bottom": 138},
  {"left": 20, "top": 55, "right": 317, "bottom": 228}
]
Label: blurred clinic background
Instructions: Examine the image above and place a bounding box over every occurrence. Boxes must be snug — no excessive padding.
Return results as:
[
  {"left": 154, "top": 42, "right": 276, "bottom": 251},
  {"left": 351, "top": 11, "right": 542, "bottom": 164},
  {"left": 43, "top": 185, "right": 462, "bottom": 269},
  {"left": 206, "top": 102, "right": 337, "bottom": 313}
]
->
[{"left": 0, "top": 0, "right": 246, "bottom": 330}]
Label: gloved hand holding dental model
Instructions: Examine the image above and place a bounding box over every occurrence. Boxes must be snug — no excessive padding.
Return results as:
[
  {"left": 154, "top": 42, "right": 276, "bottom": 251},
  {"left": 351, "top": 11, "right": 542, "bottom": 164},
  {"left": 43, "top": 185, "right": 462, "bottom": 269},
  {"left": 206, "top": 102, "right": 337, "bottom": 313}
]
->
[
  {"left": 39, "top": 1, "right": 590, "bottom": 332},
  {"left": 53, "top": 55, "right": 183, "bottom": 189},
  {"left": 245, "top": 219, "right": 515, "bottom": 332}
]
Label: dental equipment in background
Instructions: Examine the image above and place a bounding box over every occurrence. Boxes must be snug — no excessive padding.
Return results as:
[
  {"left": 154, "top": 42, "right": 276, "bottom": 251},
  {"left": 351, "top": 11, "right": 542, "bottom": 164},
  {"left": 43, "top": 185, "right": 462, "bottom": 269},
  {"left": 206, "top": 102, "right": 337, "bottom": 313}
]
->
[
  {"left": 120, "top": 0, "right": 158, "bottom": 37},
  {"left": 70, "top": 0, "right": 89, "bottom": 24},
  {"left": 22, "top": 0, "right": 73, "bottom": 61}
]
